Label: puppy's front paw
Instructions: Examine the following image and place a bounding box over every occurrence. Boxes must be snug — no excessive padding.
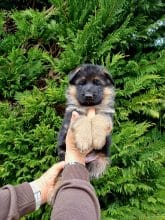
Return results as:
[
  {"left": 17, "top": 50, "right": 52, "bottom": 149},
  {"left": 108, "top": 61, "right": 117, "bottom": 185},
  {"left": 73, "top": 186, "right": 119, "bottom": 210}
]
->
[
  {"left": 71, "top": 116, "right": 92, "bottom": 152},
  {"left": 92, "top": 115, "right": 112, "bottom": 149}
]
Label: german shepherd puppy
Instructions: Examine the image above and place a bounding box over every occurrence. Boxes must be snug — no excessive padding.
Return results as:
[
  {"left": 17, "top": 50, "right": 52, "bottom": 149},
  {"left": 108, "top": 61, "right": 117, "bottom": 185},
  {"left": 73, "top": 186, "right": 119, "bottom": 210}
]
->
[{"left": 58, "top": 64, "right": 115, "bottom": 178}]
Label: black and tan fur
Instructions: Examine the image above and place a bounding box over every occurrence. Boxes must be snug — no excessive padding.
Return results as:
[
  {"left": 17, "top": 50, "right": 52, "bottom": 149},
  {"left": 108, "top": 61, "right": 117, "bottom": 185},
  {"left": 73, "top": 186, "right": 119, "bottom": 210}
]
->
[{"left": 58, "top": 64, "right": 115, "bottom": 178}]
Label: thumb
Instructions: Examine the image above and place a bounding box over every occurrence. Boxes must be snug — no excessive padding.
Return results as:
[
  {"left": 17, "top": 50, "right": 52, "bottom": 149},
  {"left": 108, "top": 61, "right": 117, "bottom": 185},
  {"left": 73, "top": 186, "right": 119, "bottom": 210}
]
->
[{"left": 51, "top": 161, "right": 65, "bottom": 173}]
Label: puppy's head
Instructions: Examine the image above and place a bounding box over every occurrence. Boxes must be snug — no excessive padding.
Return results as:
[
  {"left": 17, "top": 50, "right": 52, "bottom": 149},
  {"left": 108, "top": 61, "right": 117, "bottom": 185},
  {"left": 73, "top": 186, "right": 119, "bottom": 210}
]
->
[{"left": 68, "top": 64, "right": 114, "bottom": 106}]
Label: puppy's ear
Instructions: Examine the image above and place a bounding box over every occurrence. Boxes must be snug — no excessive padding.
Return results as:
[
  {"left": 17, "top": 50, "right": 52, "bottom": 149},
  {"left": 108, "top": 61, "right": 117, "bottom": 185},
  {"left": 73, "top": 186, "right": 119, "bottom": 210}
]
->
[
  {"left": 69, "top": 67, "right": 81, "bottom": 84},
  {"left": 103, "top": 70, "right": 115, "bottom": 86}
]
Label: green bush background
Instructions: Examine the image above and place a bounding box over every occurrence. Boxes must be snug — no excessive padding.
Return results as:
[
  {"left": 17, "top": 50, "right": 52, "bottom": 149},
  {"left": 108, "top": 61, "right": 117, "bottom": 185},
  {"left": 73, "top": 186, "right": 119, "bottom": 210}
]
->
[{"left": 0, "top": 0, "right": 164, "bottom": 219}]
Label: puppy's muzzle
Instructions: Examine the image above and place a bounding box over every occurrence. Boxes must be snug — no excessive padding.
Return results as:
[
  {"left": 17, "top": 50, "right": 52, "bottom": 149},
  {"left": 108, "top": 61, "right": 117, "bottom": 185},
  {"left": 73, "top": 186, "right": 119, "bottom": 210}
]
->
[{"left": 84, "top": 92, "right": 94, "bottom": 105}]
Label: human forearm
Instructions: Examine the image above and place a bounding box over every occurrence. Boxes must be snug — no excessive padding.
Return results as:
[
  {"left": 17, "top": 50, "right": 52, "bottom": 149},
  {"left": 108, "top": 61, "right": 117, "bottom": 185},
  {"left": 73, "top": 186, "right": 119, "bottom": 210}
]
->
[
  {"left": 0, "top": 183, "right": 35, "bottom": 220},
  {"left": 51, "top": 164, "right": 100, "bottom": 220}
]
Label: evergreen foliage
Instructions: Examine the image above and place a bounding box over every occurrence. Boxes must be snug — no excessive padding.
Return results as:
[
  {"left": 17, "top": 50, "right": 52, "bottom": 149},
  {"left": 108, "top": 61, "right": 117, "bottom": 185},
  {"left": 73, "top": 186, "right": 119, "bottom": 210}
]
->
[{"left": 0, "top": 0, "right": 164, "bottom": 219}]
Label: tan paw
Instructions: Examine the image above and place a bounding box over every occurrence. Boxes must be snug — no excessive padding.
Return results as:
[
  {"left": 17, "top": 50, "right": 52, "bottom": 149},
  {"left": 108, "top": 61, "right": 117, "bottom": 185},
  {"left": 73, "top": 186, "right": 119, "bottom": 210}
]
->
[
  {"left": 71, "top": 116, "right": 92, "bottom": 152},
  {"left": 91, "top": 114, "right": 112, "bottom": 149}
]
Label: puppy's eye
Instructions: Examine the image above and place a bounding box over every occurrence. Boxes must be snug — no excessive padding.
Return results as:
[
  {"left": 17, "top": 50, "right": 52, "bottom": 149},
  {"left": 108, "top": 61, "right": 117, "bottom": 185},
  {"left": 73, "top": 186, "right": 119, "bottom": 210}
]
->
[
  {"left": 78, "top": 79, "right": 86, "bottom": 85},
  {"left": 93, "top": 79, "right": 102, "bottom": 86}
]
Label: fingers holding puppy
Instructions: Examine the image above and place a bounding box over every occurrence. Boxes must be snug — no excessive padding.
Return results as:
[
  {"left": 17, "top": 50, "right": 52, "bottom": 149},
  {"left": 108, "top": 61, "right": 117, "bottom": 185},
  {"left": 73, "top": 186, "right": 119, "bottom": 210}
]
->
[{"left": 65, "top": 111, "right": 92, "bottom": 165}]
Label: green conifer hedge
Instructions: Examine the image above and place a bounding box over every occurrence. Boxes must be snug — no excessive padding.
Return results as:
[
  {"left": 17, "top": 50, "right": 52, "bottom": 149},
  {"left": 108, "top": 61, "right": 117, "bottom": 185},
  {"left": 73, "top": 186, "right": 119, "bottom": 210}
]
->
[{"left": 0, "top": 0, "right": 164, "bottom": 219}]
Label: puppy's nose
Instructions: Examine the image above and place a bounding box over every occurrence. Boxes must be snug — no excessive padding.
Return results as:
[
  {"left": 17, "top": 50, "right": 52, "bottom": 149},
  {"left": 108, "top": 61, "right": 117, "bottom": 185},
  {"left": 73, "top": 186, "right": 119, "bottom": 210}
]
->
[{"left": 85, "top": 93, "right": 93, "bottom": 99}]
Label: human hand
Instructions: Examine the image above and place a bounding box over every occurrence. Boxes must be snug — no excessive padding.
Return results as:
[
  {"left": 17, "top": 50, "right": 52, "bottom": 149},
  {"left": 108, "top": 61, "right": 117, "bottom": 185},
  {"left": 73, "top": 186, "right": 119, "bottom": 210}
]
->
[
  {"left": 33, "top": 161, "right": 65, "bottom": 204},
  {"left": 65, "top": 108, "right": 96, "bottom": 165}
]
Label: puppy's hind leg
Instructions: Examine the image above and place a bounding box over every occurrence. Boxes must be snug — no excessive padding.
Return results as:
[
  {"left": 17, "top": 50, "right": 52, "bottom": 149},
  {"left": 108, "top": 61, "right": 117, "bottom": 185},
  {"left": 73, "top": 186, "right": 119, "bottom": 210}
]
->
[{"left": 87, "top": 153, "right": 109, "bottom": 178}]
